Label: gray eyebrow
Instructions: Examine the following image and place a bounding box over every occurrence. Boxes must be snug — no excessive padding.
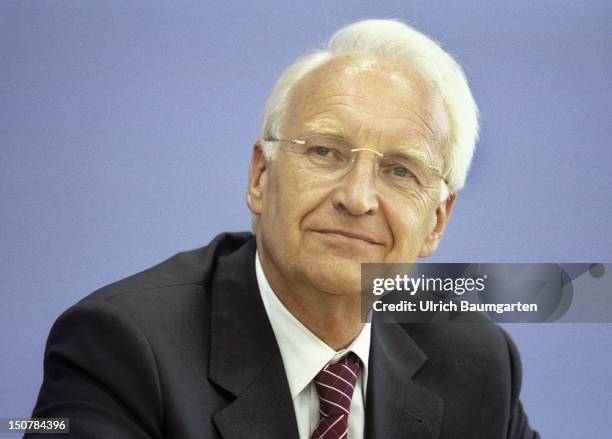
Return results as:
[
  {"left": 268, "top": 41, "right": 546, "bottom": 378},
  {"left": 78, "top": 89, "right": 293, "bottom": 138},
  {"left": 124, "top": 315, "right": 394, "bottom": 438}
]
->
[{"left": 302, "top": 119, "right": 348, "bottom": 138}]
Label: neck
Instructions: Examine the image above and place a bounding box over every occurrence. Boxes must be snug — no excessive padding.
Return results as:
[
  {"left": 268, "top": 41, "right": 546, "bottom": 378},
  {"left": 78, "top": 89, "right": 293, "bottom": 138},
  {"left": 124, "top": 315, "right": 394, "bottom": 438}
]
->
[
  {"left": 257, "top": 247, "right": 364, "bottom": 351},
  {"left": 276, "top": 284, "right": 365, "bottom": 350}
]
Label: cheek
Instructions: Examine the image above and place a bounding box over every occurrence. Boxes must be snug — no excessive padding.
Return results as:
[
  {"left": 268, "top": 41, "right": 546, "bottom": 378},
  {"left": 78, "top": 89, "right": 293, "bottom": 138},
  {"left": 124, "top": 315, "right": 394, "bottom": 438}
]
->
[
  {"left": 402, "top": 186, "right": 440, "bottom": 213},
  {"left": 384, "top": 194, "right": 437, "bottom": 258},
  {"left": 263, "top": 167, "right": 329, "bottom": 236}
]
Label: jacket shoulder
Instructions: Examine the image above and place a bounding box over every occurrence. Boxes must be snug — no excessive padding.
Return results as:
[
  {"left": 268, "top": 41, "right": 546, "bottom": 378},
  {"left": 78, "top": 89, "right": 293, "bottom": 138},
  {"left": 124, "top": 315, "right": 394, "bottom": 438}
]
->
[
  {"left": 83, "top": 231, "right": 253, "bottom": 305},
  {"left": 30, "top": 232, "right": 255, "bottom": 437}
]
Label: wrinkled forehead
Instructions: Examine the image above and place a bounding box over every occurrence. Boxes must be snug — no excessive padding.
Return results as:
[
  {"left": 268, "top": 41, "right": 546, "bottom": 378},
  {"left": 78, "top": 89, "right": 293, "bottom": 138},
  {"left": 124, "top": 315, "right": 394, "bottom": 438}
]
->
[
  {"left": 284, "top": 54, "right": 451, "bottom": 168},
  {"left": 293, "top": 54, "right": 435, "bottom": 104}
]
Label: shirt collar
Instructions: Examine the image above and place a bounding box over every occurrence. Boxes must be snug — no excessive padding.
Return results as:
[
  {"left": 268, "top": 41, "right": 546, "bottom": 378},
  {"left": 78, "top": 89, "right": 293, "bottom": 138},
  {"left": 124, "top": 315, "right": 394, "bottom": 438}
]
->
[{"left": 256, "top": 250, "right": 371, "bottom": 399}]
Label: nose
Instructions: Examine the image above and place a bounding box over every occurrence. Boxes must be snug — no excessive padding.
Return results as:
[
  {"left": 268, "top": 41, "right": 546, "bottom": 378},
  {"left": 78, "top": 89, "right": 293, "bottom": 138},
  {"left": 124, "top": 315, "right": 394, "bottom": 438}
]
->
[{"left": 331, "top": 152, "right": 380, "bottom": 216}]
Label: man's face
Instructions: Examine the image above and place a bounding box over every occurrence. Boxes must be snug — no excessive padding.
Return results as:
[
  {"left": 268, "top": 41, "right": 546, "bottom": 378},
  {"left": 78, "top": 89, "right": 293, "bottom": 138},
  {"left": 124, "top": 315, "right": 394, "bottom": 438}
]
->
[{"left": 248, "top": 54, "right": 454, "bottom": 296}]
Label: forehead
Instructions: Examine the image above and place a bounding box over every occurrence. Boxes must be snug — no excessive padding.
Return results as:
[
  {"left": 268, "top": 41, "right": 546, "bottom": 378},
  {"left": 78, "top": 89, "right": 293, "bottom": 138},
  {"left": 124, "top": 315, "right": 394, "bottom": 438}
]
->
[{"left": 284, "top": 54, "right": 450, "bottom": 156}]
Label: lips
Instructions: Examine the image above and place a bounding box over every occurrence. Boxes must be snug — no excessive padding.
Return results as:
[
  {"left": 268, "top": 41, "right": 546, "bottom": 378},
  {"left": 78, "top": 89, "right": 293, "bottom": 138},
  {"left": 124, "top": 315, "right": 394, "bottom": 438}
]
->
[{"left": 313, "top": 228, "right": 382, "bottom": 245}]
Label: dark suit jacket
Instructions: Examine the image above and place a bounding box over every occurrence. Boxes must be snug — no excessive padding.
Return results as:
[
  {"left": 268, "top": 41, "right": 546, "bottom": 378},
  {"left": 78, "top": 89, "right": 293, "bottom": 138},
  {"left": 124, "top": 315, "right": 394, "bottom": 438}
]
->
[{"left": 29, "top": 232, "right": 539, "bottom": 438}]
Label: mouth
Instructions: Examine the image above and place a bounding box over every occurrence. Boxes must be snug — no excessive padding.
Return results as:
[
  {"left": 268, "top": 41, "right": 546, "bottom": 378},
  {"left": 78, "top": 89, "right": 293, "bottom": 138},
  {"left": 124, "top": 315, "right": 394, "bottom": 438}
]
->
[{"left": 312, "top": 228, "right": 382, "bottom": 246}]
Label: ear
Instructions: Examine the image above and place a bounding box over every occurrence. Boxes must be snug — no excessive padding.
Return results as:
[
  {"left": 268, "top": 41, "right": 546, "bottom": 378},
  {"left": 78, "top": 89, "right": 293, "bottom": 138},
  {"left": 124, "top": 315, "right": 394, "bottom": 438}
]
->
[
  {"left": 246, "top": 142, "right": 268, "bottom": 216},
  {"left": 418, "top": 193, "right": 456, "bottom": 258}
]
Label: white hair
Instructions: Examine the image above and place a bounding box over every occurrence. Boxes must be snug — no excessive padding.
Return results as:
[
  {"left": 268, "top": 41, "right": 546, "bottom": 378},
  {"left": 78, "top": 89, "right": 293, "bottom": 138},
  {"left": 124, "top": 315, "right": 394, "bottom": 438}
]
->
[{"left": 260, "top": 18, "right": 479, "bottom": 194}]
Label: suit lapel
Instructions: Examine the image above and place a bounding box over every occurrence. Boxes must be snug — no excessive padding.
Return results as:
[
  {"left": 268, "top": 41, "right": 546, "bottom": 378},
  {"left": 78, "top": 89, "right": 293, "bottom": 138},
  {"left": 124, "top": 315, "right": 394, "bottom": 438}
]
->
[
  {"left": 208, "top": 237, "right": 299, "bottom": 439},
  {"left": 365, "top": 316, "right": 444, "bottom": 439},
  {"left": 206, "top": 236, "right": 443, "bottom": 438}
]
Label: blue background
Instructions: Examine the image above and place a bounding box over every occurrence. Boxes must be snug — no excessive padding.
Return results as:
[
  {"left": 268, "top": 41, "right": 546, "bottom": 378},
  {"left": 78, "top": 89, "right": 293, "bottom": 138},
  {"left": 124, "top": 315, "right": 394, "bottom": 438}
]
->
[{"left": 2, "top": 1, "right": 611, "bottom": 437}]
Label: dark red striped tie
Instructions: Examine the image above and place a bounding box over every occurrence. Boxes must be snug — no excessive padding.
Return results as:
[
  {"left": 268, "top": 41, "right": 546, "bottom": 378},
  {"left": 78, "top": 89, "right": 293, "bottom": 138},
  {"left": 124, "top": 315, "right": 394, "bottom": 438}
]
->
[{"left": 311, "top": 352, "right": 361, "bottom": 439}]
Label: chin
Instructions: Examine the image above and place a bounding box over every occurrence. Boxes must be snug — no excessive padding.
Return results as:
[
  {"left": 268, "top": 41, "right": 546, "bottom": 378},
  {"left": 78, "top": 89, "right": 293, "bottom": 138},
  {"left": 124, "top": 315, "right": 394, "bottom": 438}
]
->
[{"left": 298, "top": 253, "right": 363, "bottom": 296}]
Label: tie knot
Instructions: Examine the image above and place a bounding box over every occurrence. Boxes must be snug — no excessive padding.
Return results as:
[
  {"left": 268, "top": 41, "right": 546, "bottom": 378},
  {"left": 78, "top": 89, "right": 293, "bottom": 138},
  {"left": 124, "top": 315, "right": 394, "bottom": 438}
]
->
[{"left": 314, "top": 352, "right": 361, "bottom": 419}]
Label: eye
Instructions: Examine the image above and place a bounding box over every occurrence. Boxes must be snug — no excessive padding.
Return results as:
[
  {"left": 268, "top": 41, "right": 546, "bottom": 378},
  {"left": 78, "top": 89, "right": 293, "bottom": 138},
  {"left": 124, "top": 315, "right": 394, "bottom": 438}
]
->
[
  {"left": 314, "top": 146, "right": 331, "bottom": 157},
  {"left": 391, "top": 165, "right": 412, "bottom": 178},
  {"left": 308, "top": 146, "right": 345, "bottom": 162}
]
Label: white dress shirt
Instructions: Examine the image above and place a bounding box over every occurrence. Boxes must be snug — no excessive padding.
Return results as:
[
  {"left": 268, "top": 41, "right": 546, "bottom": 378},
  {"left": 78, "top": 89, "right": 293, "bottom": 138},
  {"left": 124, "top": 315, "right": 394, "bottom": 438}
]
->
[{"left": 256, "top": 251, "right": 371, "bottom": 439}]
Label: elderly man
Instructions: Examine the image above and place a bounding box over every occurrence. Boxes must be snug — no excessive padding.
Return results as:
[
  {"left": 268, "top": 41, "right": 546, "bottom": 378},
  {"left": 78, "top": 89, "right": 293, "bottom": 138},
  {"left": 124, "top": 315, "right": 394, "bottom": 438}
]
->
[{"left": 30, "top": 20, "right": 538, "bottom": 439}]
